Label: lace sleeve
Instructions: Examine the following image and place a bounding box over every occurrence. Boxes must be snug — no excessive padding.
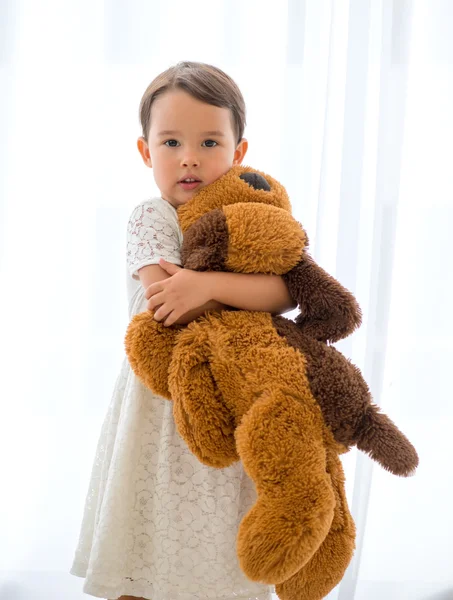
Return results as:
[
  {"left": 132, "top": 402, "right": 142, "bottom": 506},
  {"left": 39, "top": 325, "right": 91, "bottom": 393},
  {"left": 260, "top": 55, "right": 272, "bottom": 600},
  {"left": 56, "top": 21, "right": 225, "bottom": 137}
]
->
[{"left": 126, "top": 201, "right": 182, "bottom": 279}]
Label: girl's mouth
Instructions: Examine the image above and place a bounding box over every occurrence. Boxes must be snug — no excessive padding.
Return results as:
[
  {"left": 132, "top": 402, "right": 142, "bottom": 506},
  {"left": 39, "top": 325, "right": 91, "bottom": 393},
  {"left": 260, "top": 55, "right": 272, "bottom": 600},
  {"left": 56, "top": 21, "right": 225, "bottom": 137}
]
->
[{"left": 179, "top": 181, "right": 201, "bottom": 191}]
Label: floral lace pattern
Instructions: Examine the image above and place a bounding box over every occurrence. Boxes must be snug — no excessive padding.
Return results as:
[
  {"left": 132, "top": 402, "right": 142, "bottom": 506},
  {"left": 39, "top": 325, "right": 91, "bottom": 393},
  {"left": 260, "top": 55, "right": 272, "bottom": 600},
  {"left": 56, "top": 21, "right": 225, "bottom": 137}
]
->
[
  {"left": 70, "top": 199, "right": 273, "bottom": 600},
  {"left": 126, "top": 199, "right": 183, "bottom": 278}
]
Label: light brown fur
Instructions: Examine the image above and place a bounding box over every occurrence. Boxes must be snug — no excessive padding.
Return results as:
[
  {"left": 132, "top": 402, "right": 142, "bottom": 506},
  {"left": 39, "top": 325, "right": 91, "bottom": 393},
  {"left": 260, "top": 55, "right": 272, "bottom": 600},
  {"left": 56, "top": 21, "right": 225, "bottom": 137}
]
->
[{"left": 125, "top": 166, "right": 418, "bottom": 600}]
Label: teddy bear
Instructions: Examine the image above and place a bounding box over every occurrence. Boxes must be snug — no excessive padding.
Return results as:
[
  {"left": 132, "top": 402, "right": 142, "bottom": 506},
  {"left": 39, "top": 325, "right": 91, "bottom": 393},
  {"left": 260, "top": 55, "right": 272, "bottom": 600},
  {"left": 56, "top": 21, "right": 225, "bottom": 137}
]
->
[{"left": 125, "top": 166, "right": 419, "bottom": 600}]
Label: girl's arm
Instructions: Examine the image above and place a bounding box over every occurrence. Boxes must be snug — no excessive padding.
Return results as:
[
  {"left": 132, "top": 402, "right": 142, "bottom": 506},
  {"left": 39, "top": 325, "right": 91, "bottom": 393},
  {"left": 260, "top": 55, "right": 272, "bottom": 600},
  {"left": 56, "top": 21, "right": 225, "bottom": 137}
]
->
[
  {"left": 140, "top": 261, "right": 297, "bottom": 327},
  {"left": 138, "top": 264, "right": 228, "bottom": 325},
  {"left": 204, "top": 271, "right": 296, "bottom": 315}
]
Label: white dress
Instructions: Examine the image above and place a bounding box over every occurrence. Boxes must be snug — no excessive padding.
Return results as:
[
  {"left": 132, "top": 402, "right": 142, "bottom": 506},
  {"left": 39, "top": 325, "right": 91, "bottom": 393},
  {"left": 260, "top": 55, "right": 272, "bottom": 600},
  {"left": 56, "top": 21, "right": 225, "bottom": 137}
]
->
[{"left": 70, "top": 197, "right": 273, "bottom": 600}]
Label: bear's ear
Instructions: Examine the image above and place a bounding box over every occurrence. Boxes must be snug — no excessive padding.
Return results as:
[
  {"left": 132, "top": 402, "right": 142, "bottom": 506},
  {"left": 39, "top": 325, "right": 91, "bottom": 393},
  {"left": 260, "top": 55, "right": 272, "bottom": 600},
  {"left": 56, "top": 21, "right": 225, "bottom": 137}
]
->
[
  {"left": 283, "top": 252, "right": 363, "bottom": 344},
  {"left": 181, "top": 209, "right": 229, "bottom": 272},
  {"left": 182, "top": 203, "right": 306, "bottom": 275},
  {"left": 239, "top": 172, "right": 271, "bottom": 191}
]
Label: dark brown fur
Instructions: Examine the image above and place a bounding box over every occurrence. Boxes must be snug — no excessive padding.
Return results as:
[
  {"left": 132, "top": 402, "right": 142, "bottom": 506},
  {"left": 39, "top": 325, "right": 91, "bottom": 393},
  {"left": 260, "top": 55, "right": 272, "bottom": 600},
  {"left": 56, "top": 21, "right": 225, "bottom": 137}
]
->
[
  {"left": 272, "top": 315, "right": 419, "bottom": 476},
  {"left": 282, "top": 252, "right": 363, "bottom": 344},
  {"left": 182, "top": 208, "right": 229, "bottom": 272}
]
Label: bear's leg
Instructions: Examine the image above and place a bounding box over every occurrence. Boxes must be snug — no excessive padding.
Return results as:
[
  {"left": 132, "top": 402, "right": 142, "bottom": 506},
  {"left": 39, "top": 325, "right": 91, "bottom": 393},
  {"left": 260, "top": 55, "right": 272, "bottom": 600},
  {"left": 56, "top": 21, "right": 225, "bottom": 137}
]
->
[
  {"left": 275, "top": 448, "right": 356, "bottom": 600},
  {"left": 302, "top": 340, "right": 418, "bottom": 476},
  {"left": 169, "top": 323, "right": 238, "bottom": 468},
  {"left": 235, "top": 390, "right": 336, "bottom": 585},
  {"left": 125, "top": 311, "right": 181, "bottom": 399}
]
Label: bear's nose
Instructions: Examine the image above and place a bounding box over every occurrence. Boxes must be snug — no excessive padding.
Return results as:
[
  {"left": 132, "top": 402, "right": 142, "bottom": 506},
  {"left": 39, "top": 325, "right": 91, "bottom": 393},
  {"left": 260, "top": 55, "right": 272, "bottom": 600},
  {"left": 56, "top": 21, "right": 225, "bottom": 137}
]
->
[{"left": 239, "top": 172, "right": 271, "bottom": 191}]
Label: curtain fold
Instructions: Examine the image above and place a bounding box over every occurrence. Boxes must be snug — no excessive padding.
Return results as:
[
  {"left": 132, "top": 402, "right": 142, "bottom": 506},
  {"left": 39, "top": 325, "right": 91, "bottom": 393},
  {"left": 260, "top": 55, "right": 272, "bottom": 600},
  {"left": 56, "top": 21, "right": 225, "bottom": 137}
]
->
[
  {"left": 0, "top": 1, "right": 451, "bottom": 598},
  {"left": 337, "top": 1, "right": 414, "bottom": 597}
]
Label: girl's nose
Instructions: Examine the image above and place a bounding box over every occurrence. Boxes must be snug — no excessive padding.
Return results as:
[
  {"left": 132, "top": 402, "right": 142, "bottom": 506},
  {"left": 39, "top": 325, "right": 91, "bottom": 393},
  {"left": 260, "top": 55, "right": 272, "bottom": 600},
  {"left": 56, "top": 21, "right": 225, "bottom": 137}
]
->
[{"left": 181, "top": 155, "right": 200, "bottom": 167}]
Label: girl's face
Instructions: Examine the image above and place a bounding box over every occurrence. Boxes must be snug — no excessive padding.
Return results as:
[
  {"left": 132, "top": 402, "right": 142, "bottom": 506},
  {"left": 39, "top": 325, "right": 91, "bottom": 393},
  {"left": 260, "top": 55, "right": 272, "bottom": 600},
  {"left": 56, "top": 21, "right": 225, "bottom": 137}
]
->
[{"left": 137, "top": 89, "right": 248, "bottom": 208}]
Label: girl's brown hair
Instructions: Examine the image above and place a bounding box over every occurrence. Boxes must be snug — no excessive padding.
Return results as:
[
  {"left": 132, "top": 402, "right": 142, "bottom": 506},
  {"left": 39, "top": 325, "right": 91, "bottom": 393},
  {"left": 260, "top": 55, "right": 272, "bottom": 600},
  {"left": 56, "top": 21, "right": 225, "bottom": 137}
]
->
[{"left": 139, "top": 61, "right": 246, "bottom": 145}]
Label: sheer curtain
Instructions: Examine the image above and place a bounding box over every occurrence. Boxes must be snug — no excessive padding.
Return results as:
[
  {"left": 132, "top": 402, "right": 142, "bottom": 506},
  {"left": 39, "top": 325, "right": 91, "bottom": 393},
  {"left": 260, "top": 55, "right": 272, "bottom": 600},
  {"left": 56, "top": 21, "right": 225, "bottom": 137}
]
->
[{"left": 0, "top": 1, "right": 451, "bottom": 598}]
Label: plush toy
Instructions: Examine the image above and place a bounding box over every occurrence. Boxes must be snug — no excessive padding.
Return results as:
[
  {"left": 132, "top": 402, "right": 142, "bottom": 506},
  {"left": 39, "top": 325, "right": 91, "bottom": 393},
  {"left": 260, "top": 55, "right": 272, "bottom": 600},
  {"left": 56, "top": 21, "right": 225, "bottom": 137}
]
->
[{"left": 125, "top": 166, "right": 419, "bottom": 600}]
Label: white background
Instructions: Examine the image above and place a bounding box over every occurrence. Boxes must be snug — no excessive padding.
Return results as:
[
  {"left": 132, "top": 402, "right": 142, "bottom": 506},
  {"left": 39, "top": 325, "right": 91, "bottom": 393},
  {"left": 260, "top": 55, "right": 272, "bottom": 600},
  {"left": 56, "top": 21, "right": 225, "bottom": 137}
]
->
[{"left": 0, "top": 1, "right": 452, "bottom": 598}]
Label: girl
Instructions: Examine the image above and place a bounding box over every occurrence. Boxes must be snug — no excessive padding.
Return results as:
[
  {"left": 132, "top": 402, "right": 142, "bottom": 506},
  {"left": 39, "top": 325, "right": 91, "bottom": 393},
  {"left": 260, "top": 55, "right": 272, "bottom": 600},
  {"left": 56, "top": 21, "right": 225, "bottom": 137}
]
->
[{"left": 70, "top": 61, "right": 296, "bottom": 600}]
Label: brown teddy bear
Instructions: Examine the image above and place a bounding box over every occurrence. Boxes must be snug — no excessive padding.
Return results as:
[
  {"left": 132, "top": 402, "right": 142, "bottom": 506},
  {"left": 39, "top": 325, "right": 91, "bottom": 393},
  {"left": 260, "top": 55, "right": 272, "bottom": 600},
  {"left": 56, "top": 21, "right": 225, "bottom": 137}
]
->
[{"left": 125, "top": 166, "right": 419, "bottom": 600}]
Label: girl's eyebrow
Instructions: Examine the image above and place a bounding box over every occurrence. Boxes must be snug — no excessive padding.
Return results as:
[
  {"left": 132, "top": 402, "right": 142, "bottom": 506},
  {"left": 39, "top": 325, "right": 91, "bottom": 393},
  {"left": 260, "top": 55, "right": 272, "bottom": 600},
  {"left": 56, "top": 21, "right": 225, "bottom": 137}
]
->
[{"left": 157, "top": 129, "right": 225, "bottom": 137}]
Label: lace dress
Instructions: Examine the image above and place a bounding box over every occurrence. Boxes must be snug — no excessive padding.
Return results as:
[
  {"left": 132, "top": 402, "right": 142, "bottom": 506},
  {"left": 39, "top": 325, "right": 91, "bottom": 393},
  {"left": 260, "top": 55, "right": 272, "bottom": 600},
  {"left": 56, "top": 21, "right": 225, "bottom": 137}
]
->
[{"left": 70, "top": 197, "right": 273, "bottom": 600}]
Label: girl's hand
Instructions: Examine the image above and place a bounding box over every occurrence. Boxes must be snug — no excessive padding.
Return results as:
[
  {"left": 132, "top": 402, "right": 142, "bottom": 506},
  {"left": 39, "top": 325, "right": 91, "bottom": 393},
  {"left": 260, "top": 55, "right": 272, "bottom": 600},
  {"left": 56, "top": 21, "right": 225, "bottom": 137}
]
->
[{"left": 145, "top": 259, "right": 212, "bottom": 326}]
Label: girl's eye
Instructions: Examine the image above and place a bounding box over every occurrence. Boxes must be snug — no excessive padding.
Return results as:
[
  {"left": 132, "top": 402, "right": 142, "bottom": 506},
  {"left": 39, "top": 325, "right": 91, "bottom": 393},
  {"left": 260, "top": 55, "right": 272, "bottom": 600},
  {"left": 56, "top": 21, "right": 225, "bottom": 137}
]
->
[
  {"left": 203, "top": 140, "right": 218, "bottom": 148},
  {"left": 164, "top": 139, "right": 217, "bottom": 148}
]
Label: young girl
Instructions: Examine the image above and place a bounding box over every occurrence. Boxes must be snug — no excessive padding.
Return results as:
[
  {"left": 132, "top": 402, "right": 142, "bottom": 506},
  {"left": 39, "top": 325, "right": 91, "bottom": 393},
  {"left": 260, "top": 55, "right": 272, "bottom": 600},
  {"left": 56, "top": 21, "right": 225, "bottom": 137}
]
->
[{"left": 70, "top": 61, "right": 296, "bottom": 600}]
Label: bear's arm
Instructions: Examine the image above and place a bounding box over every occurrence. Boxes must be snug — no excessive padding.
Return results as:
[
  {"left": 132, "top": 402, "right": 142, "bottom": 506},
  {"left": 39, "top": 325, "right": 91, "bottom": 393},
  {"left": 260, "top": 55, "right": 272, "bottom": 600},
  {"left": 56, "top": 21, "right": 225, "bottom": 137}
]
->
[{"left": 282, "top": 252, "right": 362, "bottom": 344}]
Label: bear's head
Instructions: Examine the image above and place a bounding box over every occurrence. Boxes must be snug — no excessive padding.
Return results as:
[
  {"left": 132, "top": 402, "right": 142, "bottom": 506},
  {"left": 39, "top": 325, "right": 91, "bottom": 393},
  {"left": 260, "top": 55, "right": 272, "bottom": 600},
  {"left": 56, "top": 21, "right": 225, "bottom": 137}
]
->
[{"left": 178, "top": 165, "right": 307, "bottom": 275}]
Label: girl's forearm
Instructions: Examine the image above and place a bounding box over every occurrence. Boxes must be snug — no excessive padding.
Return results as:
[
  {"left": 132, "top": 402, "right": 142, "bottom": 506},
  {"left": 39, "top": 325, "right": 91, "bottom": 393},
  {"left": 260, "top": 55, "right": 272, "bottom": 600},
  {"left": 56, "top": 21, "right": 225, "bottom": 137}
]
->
[
  {"left": 205, "top": 272, "right": 296, "bottom": 315},
  {"left": 173, "top": 272, "right": 297, "bottom": 326},
  {"left": 175, "top": 300, "right": 227, "bottom": 325}
]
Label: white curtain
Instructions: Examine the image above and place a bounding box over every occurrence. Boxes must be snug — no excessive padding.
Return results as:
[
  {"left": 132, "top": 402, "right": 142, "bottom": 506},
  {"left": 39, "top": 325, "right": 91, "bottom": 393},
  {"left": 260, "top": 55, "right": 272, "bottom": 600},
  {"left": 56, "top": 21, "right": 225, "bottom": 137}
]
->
[{"left": 1, "top": 1, "right": 451, "bottom": 598}]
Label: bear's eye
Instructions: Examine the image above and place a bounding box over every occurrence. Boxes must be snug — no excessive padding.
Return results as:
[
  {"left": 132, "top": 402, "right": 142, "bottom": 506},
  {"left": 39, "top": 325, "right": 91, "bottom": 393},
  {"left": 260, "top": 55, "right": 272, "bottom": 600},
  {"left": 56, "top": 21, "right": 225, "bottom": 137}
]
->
[{"left": 239, "top": 172, "right": 271, "bottom": 191}]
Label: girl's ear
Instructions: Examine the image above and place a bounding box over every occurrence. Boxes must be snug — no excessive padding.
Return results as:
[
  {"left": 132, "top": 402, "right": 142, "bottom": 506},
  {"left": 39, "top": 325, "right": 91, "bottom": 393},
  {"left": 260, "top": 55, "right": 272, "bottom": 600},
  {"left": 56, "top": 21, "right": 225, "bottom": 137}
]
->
[
  {"left": 137, "top": 137, "right": 152, "bottom": 168},
  {"left": 233, "top": 138, "right": 248, "bottom": 165}
]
